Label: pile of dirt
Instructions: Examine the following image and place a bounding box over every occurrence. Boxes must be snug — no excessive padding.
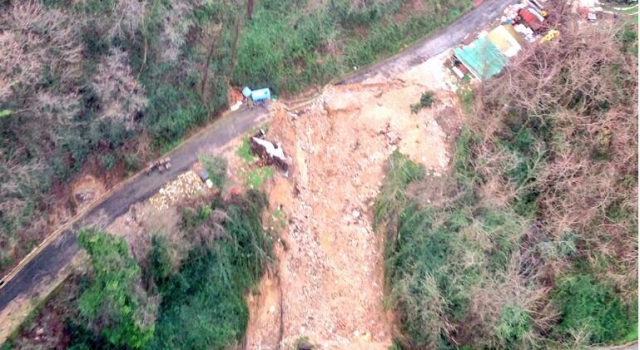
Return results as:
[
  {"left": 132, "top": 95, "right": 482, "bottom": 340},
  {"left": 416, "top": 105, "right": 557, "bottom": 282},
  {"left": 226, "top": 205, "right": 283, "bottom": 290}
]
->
[
  {"left": 148, "top": 171, "right": 206, "bottom": 210},
  {"left": 71, "top": 175, "right": 106, "bottom": 209},
  {"left": 245, "top": 52, "right": 462, "bottom": 350}
]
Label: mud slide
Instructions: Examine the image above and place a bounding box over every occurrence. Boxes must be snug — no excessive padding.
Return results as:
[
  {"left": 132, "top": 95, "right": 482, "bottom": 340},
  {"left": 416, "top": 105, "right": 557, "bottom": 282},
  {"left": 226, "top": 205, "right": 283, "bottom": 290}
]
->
[{"left": 245, "top": 54, "right": 463, "bottom": 350}]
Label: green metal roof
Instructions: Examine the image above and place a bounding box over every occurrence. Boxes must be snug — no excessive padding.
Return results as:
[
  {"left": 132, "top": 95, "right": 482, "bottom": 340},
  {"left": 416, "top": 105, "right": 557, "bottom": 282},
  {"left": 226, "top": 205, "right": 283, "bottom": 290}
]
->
[{"left": 454, "top": 37, "right": 508, "bottom": 81}]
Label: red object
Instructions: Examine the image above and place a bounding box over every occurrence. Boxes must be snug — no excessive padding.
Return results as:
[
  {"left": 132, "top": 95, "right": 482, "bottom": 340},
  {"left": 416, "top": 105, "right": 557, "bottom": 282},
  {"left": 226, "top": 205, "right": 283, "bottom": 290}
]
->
[
  {"left": 578, "top": 7, "right": 590, "bottom": 18},
  {"left": 518, "top": 8, "right": 542, "bottom": 30}
]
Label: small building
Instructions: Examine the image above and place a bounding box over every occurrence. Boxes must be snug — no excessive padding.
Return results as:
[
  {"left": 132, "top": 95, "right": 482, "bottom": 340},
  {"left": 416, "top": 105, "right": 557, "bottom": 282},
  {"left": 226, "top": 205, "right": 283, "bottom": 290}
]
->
[
  {"left": 241, "top": 86, "right": 272, "bottom": 102},
  {"left": 251, "top": 88, "right": 271, "bottom": 101},
  {"left": 487, "top": 24, "right": 526, "bottom": 58},
  {"left": 453, "top": 37, "right": 508, "bottom": 81}
]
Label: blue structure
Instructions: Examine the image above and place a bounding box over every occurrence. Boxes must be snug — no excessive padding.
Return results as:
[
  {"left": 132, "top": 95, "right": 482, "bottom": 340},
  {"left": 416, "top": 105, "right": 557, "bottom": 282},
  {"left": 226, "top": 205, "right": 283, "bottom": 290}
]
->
[
  {"left": 251, "top": 88, "right": 271, "bottom": 101},
  {"left": 242, "top": 86, "right": 271, "bottom": 102},
  {"left": 453, "top": 37, "right": 508, "bottom": 81},
  {"left": 242, "top": 86, "right": 252, "bottom": 98}
]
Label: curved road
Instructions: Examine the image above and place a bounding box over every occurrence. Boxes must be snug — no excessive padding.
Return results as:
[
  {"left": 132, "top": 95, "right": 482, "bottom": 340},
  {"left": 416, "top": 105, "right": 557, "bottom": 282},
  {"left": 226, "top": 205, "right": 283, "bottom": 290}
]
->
[{"left": 0, "top": 0, "right": 517, "bottom": 340}]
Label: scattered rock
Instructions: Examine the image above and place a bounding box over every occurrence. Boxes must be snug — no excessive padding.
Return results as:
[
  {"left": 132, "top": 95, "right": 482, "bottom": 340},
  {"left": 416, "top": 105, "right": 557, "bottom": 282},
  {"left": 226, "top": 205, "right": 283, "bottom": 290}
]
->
[{"left": 148, "top": 171, "right": 206, "bottom": 209}]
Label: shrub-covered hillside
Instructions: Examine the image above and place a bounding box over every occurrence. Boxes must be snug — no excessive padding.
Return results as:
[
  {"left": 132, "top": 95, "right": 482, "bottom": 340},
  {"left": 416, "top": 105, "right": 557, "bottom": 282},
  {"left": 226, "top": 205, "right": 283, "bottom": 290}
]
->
[
  {"left": 377, "top": 20, "right": 638, "bottom": 349},
  {"left": 2, "top": 190, "right": 273, "bottom": 350},
  {"left": 0, "top": 0, "right": 472, "bottom": 273}
]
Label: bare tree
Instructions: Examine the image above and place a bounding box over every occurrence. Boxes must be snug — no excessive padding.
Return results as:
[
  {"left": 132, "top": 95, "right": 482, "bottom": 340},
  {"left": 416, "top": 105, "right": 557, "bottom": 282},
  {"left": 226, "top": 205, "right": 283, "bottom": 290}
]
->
[{"left": 93, "top": 49, "right": 148, "bottom": 130}]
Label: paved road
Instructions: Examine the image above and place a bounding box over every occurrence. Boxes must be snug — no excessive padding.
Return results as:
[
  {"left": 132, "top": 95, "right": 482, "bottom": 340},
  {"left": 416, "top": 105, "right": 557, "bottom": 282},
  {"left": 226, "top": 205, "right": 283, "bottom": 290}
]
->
[
  {"left": 339, "top": 0, "right": 519, "bottom": 84},
  {"left": 0, "top": 0, "right": 517, "bottom": 332},
  {"left": 0, "top": 107, "right": 269, "bottom": 314}
]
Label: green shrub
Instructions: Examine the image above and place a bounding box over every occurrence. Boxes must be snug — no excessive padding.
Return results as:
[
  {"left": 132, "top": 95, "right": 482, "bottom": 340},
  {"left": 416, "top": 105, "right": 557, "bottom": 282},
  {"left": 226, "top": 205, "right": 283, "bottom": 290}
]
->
[
  {"left": 101, "top": 153, "right": 116, "bottom": 170},
  {"left": 373, "top": 151, "right": 424, "bottom": 231},
  {"left": 147, "top": 191, "right": 273, "bottom": 350},
  {"left": 552, "top": 274, "right": 636, "bottom": 344},
  {"left": 76, "top": 228, "right": 156, "bottom": 349},
  {"left": 200, "top": 155, "right": 228, "bottom": 188},
  {"left": 495, "top": 305, "right": 532, "bottom": 349},
  {"left": 148, "top": 235, "right": 174, "bottom": 286},
  {"left": 410, "top": 91, "right": 435, "bottom": 114}
]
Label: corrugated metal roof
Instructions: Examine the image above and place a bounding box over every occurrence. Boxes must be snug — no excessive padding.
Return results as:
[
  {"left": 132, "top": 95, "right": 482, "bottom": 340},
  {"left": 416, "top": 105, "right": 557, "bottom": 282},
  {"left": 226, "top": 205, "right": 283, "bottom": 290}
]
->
[
  {"left": 487, "top": 25, "right": 524, "bottom": 58},
  {"left": 453, "top": 37, "right": 508, "bottom": 80}
]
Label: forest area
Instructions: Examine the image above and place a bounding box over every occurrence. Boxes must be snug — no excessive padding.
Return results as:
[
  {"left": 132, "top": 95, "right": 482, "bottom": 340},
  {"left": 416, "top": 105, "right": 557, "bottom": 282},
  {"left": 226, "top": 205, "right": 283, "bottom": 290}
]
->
[
  {"left": 376, "top": 18, "right": 639, "bottom": 350},
  {"left": 4, "top": 188, "right": 275, "bottom": 350},
  {"left": 1, "top": 0, "right": 639, "bottom": 349},
  {"left": 0, "top": 0, "right": 472, "bottom": 273}
]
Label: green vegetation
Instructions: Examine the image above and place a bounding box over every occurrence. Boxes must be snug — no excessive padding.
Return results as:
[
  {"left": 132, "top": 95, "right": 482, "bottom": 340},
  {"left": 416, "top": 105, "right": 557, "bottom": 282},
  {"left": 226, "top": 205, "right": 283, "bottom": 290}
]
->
[
  {"left": 552, "top": 274, "right": 635, "bottom": 344},
  {"left": 234, "top": 0, "right": 472, "bottom": 94},
  {"left": 237, "top": 138, "right": 258, "bottom": 163},
  {"left": 74, "top": 228, "right": 156, "bottom": 349},
  {"left": 147, "top": 190, "right": 272, "bottom": 350},
  {"left": 200, "top": 155, "right": 229, "bottom": 188},
  {"left": 1, "top": 0, "right": 473, "bottom": 272},
  {"left": 410, "top": 91, "right": 436, "bottom": 114},
  {"left": 244, "top": 167, "right": 275, "bottom": 189},
  {"left": 54, "top": 190, "right": 273, "bottom": 350},
  {"left": 378, "top": 20, "right": 638, "bottom": 349}
]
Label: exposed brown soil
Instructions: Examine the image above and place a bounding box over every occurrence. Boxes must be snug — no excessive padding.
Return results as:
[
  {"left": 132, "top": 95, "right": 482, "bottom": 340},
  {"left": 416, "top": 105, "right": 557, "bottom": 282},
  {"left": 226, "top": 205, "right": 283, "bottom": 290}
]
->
[
  {"left": 245, "top": 53, "right": 463, "bottom": 350},
  {"left": 71, "top": 175, "right": 107, "bottom": 211},
  {"left": 8, "top": 278, "right": 80, "bottom": 350}
]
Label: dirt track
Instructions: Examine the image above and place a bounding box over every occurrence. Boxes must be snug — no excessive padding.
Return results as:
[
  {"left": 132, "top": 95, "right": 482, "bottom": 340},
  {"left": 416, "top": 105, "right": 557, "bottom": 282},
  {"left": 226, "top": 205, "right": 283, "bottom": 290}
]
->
[{"left": 0, "top": 0, "right": 517, "bottom": 342}]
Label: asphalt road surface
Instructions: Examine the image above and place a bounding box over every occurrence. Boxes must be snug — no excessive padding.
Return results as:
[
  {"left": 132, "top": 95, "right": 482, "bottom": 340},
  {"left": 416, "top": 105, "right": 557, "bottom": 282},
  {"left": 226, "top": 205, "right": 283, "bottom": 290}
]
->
[
  {"left": 339, "top": 0, "right": 519, "bottom": 84},
  {"left": 0, "top": 0, "right": 518, "bottom": 323},
  {"left": 0, "top": 107, "right": 269, "bottom": 313}
]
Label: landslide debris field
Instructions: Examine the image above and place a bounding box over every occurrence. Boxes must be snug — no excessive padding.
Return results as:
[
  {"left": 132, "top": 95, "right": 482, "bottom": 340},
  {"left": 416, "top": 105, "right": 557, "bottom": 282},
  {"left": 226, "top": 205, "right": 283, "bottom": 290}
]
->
[
  {"left": 102, "top": 53, "right": 463, "bottom": 350},
  {"left": 7, "top": 17, "right": 639, "bottom": 350},
  {"left": 243, "top": 54, "right": 462, "bottom": 349}
]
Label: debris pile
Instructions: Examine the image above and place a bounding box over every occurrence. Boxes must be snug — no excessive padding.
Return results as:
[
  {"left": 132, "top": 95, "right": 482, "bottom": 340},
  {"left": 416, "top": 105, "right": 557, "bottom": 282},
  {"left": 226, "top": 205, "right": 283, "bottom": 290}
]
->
[
  {"left": 250, "top": 129, "right": 289, "bottom": 172},
  {"left": 244, "top": 57, "right": 461, "bottom": 348},
  {"left": 452, "top": 0, "right": 559, "bottom": 81},
  {"left": 148, "top": 171, "right": 206, "bottom": 209}
]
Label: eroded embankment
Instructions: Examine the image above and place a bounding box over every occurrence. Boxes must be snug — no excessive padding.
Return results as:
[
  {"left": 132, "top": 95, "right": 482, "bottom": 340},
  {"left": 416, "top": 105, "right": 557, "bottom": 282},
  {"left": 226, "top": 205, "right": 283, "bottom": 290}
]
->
[{"left": 245, "top": 53, "right": 463, "bottom": 350}]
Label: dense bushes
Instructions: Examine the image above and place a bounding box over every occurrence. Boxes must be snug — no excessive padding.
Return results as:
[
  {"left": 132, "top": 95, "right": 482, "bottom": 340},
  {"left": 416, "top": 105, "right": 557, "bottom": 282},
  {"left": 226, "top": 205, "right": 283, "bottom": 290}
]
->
[
  {"left": 62, "top": 191, "right": 273, "bottom": 350},
  {"left": 379, "top": 19, "right": 638, "bottom": 350},
  {"left": 552, "top": 274, "right": 635, "bottom": 344},
  {"left": 74, "top": 228, "right": 156, "bottom": 349},
  {"left": 147, "top": 190, "right": 272, "bottom": 350}
]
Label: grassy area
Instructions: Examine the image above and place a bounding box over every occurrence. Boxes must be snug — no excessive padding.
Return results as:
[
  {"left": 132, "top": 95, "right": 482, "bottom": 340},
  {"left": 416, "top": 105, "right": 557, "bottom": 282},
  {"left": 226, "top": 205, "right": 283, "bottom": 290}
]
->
[
  {"left": 378, "top": 20, "right": 638, "bottom": 350},
  {"left": 237, "top": 138, "right": 258, "bottom": 163},
  {"left": 200, "top": 155, "right": 229, "bottom": 189},
  {"left": 244, "top": 167, "right": 276, "bottom": 189}
]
